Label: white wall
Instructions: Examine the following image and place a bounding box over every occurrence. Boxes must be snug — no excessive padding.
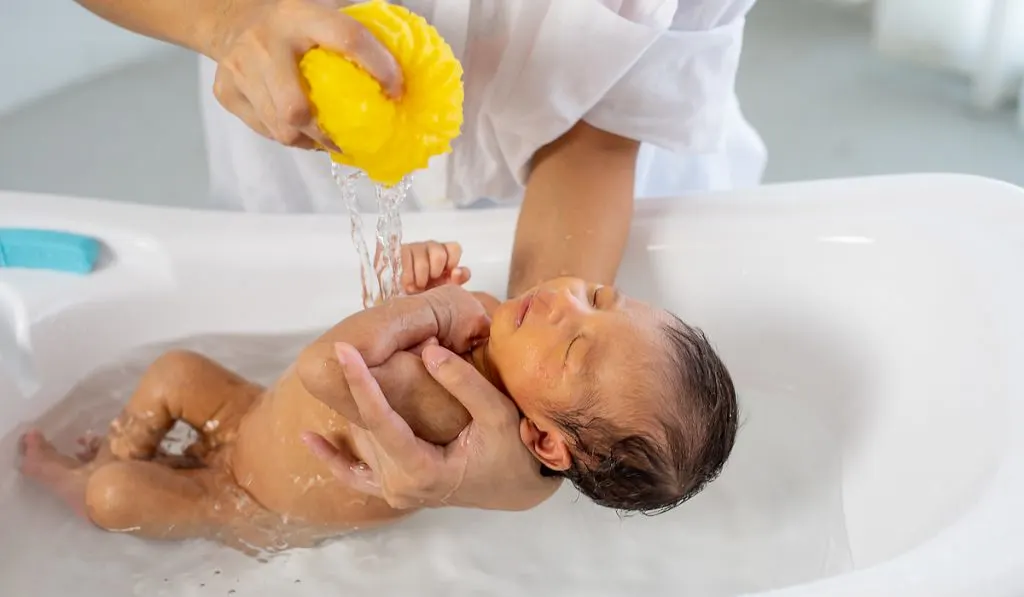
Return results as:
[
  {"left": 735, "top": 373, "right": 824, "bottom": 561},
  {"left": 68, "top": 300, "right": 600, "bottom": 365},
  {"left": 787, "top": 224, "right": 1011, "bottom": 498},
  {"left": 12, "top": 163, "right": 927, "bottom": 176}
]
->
[
  {"left": 0, "top": 1, "right": 175, "bottom": 115},
  {"left": 872, "top": 0, "right": 1024, "bottom": 77},
  {"left": 872, "top": 0, "right": 1024, "bottom": 108}
]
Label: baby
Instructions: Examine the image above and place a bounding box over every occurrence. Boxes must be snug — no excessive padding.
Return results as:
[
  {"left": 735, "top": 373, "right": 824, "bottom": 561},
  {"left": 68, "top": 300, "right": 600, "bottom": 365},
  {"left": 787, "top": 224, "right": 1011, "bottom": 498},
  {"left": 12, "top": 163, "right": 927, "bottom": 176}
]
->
[{"left": 18, "top": 241, "right": 738, "bottom": 552}]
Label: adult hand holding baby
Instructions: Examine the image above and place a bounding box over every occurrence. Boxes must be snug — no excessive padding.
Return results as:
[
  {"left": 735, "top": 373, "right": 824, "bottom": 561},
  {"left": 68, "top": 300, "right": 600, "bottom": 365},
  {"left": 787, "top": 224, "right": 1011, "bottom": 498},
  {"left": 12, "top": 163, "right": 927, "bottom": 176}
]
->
[
  {"left": 207, "top": 0, "right": 403, "bottom": 151},
  {"left": 305, "top": 343, "right": 561, "bottom": 511},
  {"left": 303, "top": 246, "right": 560, "bottom": 512}
]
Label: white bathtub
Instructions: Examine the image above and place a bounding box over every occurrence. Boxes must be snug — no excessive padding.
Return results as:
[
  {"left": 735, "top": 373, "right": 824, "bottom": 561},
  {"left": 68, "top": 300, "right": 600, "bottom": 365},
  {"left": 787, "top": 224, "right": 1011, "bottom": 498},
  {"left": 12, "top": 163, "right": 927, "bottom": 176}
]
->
[{"left": 0, "top": 173, "right": 1022, "bottom": 596}]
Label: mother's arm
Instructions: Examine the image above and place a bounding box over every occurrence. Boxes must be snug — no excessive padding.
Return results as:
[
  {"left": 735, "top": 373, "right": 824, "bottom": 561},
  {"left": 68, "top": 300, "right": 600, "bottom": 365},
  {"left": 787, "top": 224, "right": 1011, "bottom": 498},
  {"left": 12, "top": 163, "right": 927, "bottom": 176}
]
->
[{"left": 508, "top": 121, "right": 640, "bottom": 296}]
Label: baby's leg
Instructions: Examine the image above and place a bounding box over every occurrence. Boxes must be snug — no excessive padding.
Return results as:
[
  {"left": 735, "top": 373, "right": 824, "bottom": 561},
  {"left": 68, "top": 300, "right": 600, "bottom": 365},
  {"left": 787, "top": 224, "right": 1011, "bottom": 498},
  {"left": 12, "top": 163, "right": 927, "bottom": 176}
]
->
[
  {"left": 19, "top": 430, "right": 93, "bottom": 519},
  {"left": 108, "top": 350, "right": 263, "bottom": 460},
  {"left": 20, "top": 430, "right": 228, "bottom": 540}
]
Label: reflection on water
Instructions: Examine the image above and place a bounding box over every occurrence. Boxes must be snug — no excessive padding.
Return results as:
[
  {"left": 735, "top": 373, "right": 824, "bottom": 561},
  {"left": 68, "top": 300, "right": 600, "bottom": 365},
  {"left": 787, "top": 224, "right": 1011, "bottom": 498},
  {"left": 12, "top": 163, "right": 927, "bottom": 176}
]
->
[{"left": 0, "top": 332, "right": 853, "bottom": 597}]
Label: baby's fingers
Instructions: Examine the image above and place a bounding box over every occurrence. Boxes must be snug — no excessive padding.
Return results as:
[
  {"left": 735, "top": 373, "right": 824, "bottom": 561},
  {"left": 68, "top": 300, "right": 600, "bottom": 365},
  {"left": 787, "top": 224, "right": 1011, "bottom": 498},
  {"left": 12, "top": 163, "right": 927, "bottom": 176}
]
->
[
  {"left": 410, "top": 246, "right": 434, "bottom": 291},
  {"left": 399, "top": 244, "right": 420, "bottom": 292},
  {"left": 428, "top": 242, "right": 461, "bottom": 280},
  {"left": 449, "top": 266, "right": 471, "bottom": 286}
]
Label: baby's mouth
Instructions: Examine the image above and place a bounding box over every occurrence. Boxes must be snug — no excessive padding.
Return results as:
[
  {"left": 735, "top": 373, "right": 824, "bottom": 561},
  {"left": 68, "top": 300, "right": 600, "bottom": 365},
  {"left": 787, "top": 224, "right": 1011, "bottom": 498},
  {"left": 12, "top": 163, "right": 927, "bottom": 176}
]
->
[{"left": 515, "top": 293, "right": 534, "bottom": 328}]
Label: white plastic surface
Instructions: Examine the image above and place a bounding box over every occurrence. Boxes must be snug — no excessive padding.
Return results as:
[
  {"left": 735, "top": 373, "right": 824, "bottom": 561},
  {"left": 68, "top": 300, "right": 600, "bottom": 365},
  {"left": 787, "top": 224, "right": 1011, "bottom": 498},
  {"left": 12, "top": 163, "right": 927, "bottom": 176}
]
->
[{"left": 1, "top": 174, "right": 1023, "bottom": 596}]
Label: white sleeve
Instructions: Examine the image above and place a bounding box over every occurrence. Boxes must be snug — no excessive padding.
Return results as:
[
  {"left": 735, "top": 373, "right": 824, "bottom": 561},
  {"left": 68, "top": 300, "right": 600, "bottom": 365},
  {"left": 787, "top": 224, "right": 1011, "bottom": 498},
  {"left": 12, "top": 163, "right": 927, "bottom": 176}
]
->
[
  {"left": 484, "top": 0, "right": 756, "bottom": 187},
  {"left": 585, "top": 0, "right": 756, "bottom": 154}
]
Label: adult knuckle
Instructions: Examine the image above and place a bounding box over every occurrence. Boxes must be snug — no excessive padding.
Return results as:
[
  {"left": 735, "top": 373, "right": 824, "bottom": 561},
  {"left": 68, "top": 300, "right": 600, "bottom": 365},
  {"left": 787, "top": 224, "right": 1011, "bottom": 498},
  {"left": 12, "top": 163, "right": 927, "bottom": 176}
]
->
[
  {"left": 281, "top": 100, "right": 311, "bottom": 126},
  {"left": 273, "top": 127, "right": 303, "bottom": 146},
  {"left": 212, "top": 75, "right": 228, "bottom": 101}
]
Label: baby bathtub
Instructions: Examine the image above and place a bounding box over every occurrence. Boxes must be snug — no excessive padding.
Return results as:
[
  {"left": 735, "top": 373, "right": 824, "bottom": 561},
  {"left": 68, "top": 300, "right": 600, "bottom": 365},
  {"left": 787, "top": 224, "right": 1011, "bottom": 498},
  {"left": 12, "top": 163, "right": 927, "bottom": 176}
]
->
[{"left": 0, "top": 173, "right": 1023, "bottom": 596}]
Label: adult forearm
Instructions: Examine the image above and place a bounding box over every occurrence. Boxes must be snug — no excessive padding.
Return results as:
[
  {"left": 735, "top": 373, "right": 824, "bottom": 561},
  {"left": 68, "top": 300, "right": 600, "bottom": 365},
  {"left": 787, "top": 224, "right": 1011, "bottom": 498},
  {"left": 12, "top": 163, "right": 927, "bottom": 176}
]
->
[
  {"left": 508, "top": 121, "right": 639, "bottom": 297},
  {"left": 74, "top": 0, "right": 270, "bottom": 59}
]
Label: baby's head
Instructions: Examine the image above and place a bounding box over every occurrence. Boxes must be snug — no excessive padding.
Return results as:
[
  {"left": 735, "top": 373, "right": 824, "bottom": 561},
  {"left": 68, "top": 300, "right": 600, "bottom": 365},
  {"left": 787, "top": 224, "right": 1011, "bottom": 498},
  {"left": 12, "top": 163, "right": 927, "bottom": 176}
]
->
[{"left": 482, "top": 277, "right": 737, "bottom": 514}]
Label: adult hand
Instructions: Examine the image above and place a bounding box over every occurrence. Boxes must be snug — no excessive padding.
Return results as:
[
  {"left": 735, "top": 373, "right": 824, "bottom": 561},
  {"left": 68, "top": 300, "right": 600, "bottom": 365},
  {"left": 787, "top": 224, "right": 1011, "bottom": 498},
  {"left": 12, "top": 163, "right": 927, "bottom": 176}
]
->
[
  {"left": 211, "top": 0, "right": 403, "bottom": 151},
  {"left": 303, "top": 343, "right": 562, "bottom": 511}
]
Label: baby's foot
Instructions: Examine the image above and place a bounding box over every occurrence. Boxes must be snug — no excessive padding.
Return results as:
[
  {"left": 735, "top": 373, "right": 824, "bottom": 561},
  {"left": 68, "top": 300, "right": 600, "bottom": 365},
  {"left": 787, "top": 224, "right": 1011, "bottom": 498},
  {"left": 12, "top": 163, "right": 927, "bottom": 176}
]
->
[
  {"left": 18, "top": 430, "right": 90, "bottom": 519},
  {"left": 19, "top": 430, "right": 79, "bottom": 474}
]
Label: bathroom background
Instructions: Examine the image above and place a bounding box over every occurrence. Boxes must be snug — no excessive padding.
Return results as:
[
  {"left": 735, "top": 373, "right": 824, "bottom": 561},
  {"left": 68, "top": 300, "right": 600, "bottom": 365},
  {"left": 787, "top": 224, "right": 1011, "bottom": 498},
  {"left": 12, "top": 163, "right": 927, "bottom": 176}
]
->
[{"left": 0, "top": 0, "right": 1021, "bottom": 208}]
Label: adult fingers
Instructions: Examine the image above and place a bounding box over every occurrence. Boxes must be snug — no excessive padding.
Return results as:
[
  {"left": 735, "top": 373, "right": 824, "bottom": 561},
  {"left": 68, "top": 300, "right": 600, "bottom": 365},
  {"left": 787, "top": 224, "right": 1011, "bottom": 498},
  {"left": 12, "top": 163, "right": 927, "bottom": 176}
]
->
[
  {"left": 213, "top": 70, "right": 275, "bottom": 140},
  {"left": 407, "top": 336, "right": 439, "bottom": 357},
  {"left": 251, "top": 75, "right": 316, "bottom": 149},
  {"left": 261, "top": 43, "right": 343, "bottom": 152},
  {"left": 301, "top": 431, "right": 384, "bottom": 498},
  {"left": 335, "top": 343, "right": 426, "bottom": 461},
  {"left": 305, "top": 11, "right": 404, "bottom": 99},
  {"left": 421, "top": 345, "right": 519, "bottom": 427},
  {"left": 262, "top": 43, "right": 311, "bottom": 138}
]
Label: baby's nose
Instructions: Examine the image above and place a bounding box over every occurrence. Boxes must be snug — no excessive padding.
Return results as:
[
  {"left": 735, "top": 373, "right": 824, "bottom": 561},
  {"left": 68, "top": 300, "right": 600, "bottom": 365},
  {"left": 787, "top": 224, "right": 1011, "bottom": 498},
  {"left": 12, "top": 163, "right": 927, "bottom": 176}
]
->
[{"left": 547, "top": 288, "right": 584, "bottom": 318}]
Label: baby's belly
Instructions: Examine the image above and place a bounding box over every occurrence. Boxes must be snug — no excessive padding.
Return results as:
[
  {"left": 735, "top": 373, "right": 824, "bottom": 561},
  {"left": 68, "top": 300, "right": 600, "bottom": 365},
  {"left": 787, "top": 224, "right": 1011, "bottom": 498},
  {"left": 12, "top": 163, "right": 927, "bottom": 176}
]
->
[{"left": 228, "top": 376, "right": 412, "bottom": 533}]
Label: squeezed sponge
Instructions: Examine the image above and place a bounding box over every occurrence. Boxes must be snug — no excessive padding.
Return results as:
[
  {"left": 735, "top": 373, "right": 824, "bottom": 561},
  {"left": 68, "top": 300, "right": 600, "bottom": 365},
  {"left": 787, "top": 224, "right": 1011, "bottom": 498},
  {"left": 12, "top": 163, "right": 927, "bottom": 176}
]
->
[{"left": 299, "top": 0, "right": 464, "bottom": 186}]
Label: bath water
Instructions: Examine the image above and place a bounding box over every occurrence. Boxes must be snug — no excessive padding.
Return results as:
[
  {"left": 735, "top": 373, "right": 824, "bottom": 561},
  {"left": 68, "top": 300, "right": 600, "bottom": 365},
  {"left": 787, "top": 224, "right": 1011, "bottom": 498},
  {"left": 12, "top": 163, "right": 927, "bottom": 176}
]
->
[
  {"left": 332, "top": 163, "right": 411, "bottom": 309},
  {"left": 0, "top": 332, "right": 854, "bottom": 597}
]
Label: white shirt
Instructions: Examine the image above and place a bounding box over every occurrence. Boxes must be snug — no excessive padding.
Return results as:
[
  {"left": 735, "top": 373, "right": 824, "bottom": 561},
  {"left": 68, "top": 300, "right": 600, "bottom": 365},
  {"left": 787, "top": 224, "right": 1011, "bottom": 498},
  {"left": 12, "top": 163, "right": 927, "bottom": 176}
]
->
[{"left": 197, "top": 0, "right": 767, "bottom": 213}]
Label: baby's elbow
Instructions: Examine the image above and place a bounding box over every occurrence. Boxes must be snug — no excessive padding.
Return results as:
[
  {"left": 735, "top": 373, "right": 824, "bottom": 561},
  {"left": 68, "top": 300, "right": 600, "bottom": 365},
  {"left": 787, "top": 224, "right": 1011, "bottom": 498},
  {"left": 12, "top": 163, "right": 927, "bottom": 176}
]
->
[
  {"left": 296, "top": 342, "right": 335, "bottom": 397},
  {"left": 296, "top": 342, "right": 363, "bottom": 424}
]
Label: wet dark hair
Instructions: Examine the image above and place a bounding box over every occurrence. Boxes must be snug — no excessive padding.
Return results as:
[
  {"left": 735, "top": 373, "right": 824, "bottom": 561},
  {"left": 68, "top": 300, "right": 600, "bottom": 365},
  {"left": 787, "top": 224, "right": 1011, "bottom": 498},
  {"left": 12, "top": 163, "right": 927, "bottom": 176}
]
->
[{"left": 541, "top": 315, "right": 738, "bottom": 515}]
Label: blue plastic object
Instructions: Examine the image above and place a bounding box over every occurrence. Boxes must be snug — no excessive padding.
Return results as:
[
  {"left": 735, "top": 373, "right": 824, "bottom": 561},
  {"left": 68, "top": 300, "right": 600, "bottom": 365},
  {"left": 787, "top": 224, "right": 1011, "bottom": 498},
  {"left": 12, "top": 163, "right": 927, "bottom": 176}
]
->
[{"left": 0, "top": 228, "right": 101, "bottom": 274}]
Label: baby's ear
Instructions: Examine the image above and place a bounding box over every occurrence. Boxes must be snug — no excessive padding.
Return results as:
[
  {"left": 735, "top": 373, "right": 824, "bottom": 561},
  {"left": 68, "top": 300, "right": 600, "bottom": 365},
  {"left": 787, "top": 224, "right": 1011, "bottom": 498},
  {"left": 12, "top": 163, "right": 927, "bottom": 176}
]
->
[{"left": 519, "top": 418, "right": 572, "bottom": 472}]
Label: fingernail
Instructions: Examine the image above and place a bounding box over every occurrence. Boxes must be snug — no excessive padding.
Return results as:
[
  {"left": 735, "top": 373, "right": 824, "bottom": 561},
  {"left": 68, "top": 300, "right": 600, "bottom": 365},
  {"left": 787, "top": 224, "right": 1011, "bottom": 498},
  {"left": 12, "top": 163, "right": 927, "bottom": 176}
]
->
[
  {"left": 300, "top": 432, "right": 324, "bottom": 454},
  {"left": 423, "top": 345, "right": 450, "bottom": 370}
]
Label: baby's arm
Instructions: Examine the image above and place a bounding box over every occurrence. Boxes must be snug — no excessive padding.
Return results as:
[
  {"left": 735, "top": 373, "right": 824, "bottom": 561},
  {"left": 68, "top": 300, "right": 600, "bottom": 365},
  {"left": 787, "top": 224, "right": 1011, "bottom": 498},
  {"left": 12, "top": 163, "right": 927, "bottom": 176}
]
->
[
  {"left": 399, "top": 240, "right": 501, "bottom": 313},
  {"left": 297, "top": 284, "right": 487, "bottom": 442},
  {"left": 299, "top": 242, "right": 494, "bottom": 444}
]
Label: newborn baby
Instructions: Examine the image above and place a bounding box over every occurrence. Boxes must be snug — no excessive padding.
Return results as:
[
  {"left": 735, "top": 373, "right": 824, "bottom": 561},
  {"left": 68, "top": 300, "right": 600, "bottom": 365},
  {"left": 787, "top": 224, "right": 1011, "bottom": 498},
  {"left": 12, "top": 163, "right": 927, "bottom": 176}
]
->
[{"left": 18, "top": 241, "right": 738, "bottom": 552}]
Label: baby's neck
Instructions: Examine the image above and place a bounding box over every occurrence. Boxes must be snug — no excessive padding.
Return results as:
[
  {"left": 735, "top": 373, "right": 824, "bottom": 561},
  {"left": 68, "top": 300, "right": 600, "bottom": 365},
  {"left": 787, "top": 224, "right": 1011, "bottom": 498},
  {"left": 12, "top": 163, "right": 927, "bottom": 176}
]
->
[{"left": 460, "top": 340, "right": 506, "bottom": 394}]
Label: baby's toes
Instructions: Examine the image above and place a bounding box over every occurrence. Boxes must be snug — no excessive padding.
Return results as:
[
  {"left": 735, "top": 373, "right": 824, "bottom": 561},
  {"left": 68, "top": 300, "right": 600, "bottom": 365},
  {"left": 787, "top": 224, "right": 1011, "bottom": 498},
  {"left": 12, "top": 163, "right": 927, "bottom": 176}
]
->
[
  {"left": 18, "top": 430, "right": 65, "bottom": 475},
  {"left": 19, "top": 429, "right": 46, "bottom": 457}
]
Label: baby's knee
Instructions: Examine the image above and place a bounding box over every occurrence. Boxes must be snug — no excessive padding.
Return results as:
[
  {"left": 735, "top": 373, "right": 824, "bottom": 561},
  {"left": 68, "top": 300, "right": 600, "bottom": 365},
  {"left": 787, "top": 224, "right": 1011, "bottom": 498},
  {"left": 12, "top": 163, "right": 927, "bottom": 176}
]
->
[
  {"left": 146, "top": 349, "right": 214, "bottom": 382},
  {"left": 84, "top": 463, "right": 148, "bottom": 531}
]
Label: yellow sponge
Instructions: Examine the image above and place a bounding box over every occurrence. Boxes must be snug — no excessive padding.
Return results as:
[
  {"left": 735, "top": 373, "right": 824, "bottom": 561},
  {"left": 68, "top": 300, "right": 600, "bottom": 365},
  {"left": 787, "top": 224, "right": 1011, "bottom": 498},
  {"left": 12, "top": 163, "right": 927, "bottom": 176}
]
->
[{"left": 299, "top": 0, "right": 464, "bottom": 186}]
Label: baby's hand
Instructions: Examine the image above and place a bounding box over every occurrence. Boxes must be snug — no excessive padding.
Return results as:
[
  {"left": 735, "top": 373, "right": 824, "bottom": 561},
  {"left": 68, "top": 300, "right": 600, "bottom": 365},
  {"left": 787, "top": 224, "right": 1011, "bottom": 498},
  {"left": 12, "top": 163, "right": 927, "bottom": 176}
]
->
[{"left": 397, "top": 241, "right": 470, "bottom": 294}]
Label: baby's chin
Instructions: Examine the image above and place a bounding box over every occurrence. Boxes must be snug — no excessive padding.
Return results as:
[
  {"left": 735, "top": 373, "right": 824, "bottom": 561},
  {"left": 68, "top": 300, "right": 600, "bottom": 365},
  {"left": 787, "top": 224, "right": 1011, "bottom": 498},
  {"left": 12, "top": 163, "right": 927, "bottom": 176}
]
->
[{"left": 464, "top": 339, "right": 510, "bottom": 397}]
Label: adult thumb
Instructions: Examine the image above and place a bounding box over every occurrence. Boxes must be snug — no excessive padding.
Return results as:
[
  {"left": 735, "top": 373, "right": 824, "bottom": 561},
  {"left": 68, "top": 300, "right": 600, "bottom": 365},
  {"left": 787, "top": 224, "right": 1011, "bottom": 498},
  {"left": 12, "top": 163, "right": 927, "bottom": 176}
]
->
[
  {"left": 421, "top": 345, "right": 517, "bottom": 427},
  {"left": 306, "top": 3, "right": 404, "bottom": 99}
]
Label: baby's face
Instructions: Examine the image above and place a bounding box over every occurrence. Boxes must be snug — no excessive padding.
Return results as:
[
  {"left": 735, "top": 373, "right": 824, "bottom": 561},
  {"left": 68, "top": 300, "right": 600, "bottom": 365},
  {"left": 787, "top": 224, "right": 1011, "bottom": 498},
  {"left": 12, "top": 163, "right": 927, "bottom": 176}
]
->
[{"left": 486, "top": 277, "right": 669, "bottom": 471}]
